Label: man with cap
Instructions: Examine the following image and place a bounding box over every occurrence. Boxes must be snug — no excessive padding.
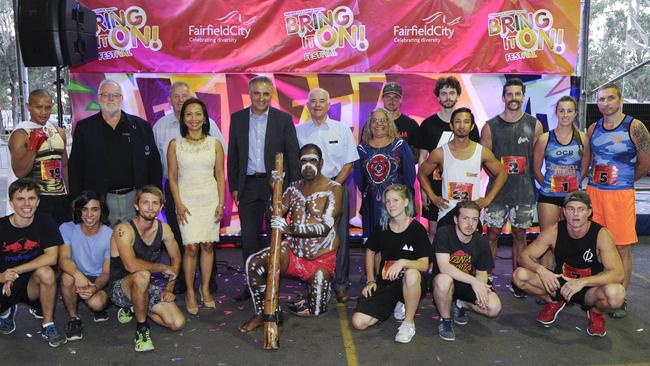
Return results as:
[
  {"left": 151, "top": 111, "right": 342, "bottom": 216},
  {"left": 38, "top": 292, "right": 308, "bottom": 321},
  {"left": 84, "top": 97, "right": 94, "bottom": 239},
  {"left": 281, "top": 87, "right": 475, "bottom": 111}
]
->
[
  {"left": 382, "top": 82, "right": 419, "bottom": 159},
  {"left": 512, "top": 191, "right": 625, "bottom": 337}
]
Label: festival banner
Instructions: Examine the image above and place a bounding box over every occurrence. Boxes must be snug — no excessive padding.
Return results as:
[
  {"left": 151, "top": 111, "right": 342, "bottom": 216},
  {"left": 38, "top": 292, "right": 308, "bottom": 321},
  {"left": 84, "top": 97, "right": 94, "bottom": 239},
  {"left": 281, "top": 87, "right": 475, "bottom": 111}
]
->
[{"left": 72, "top": 0, "right": 580, "bottom": 75}]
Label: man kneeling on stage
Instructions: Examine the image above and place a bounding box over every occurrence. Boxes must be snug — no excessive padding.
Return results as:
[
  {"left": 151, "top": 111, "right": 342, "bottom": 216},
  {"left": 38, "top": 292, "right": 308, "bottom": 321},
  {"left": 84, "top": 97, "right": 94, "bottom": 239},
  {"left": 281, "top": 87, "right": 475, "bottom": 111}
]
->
[
  {"left": 513, "top": 191, "right": 625, "bottom": 337},
  {"left": 239, "top": 144, "right": 343, "bottom": 333}
]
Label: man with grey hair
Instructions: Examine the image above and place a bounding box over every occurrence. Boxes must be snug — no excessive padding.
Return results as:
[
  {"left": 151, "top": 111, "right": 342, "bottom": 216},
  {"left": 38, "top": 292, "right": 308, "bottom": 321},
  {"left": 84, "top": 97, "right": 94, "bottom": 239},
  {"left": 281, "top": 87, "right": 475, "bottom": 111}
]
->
[
  {"left": 69, "top": 79, "right": 162, "bottom": 226},
  {"left": 296, "top": 87, "right": 359, "bottom": 302},
  {"left": 153, "top": 81, "right": 226, "bottom": 294},
  {"left": 228, "top": 75, "right": 300, "bottom": 301}
]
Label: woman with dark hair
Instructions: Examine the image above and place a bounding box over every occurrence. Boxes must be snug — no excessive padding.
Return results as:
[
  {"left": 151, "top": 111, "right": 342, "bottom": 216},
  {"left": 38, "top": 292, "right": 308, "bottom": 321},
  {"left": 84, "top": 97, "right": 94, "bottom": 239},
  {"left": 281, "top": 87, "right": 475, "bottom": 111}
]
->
[
  {"left": 167, "top": 98, "right": 225, "bottom": 315},
  {"left": 533, "top": 96, "right": 590, "bottom": 268},
  {"left": 354, "top": 108, "right": 416, "bottom": 237}
]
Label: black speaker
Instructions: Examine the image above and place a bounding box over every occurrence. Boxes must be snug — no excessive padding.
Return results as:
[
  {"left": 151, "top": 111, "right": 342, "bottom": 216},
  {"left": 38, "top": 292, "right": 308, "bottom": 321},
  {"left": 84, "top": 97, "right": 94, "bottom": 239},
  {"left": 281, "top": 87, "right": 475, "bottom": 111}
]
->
[{"left": 18, "top": 0, "right": 98, "bottom": 67}]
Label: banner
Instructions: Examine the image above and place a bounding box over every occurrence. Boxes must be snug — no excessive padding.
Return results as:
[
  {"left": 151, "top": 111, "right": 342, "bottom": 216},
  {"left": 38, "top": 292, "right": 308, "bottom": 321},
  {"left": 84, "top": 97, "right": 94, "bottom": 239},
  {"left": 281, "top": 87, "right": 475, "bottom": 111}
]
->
[{"left": 72, "top": 0, "right": 580, "bottom": 75}]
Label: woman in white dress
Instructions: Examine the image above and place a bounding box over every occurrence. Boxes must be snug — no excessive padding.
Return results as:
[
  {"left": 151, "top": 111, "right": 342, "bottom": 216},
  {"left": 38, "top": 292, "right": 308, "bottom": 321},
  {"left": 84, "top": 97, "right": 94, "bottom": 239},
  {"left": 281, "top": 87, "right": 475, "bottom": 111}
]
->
[{"left": 167, "top": 98, "right": 225, "bottom": 315}]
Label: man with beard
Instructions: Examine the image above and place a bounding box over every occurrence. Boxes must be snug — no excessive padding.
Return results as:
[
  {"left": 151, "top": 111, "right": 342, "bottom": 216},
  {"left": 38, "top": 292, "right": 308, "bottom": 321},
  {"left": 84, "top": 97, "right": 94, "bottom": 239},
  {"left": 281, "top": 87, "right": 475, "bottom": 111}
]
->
[
  {"left": 418, "top": 76, "right": 480, "bottom": 242},
  {"left": 8, "top": 89, "right": 69, "bottom": 224},
  {"left": 586, "top": 84, "right": 650, "bottom": 318},
  {"left": 108, "top": 186, "right": 185, "bottom": 352},
  {"left": 480, "top": 78, "right": 543, "bottom": 297},
  {"left": 69, "top": 80, "right": 162, "bottom": 226},
  {"left": 382, "top": 82, "right": 419, "bottom": 159},
  {"left": 296, "top": 88, "right": 359, "bottom": 303},
  {"left": 239, "top": 144, "right": 343, "bottom": 332},
  {"left": 59, "top": 190, "right": 112, "bottom": 341},
  {"left": 419, "top": 108, "right": 507, "bottom": 227},
  {"left": 513, "top": 192, "right": 625, "bottom": 337}
]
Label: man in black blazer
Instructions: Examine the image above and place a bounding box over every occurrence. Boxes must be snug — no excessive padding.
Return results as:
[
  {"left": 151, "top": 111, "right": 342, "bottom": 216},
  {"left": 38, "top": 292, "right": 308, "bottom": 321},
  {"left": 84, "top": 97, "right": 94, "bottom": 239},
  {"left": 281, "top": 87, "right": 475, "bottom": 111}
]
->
[
  {"left": 228, "top": 76, "right": 300, "bottom": 300},
  {"left": 68, "top": 79, "right": 162, "bottom": 227}
]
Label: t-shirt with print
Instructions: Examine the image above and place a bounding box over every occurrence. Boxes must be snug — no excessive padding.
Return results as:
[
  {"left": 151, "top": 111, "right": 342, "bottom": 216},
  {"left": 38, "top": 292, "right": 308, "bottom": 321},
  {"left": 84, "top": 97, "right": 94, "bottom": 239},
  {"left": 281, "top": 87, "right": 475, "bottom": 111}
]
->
[
  {"left": 59, "top": 222, "right": 112, "bottom": 277},
  {"left": 433, "top": 225, "right": 493, "bottom": 276},
  {"left": 0, "top": 213, "right": 63, "bottom": 272},
  {"left": 394, "top": 114, "right": 420, "bottom": 157},
  {"left": 366, "top": 220, "right": 431, "bottom": 283}
]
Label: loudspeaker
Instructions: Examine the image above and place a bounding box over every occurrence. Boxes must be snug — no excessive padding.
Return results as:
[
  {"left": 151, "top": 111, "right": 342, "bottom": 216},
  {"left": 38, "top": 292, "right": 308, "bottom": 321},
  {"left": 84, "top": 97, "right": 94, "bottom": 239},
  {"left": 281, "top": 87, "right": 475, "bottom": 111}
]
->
[{"left": 18, "top": 0, "right": 98, "bottom": 67}]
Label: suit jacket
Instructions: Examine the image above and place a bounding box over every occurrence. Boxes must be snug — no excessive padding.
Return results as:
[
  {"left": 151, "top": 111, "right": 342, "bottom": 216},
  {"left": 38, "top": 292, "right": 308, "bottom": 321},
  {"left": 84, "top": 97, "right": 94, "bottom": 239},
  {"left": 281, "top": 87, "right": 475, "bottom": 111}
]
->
[
  {"left": 68, "top": 111, "right": 162, "bottom": 199},
  {"left": 227, "top": 107, "right": 300, "bottom": 195}
]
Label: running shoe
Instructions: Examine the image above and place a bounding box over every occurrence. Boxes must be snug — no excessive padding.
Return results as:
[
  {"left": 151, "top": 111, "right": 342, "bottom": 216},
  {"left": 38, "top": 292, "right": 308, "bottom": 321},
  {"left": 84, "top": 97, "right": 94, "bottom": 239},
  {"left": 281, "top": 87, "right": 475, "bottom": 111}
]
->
[
  {"left": 587, "top": 308, "right": 607, "bottom": 337},
  {"left": 42, "top": 324, "right": 67, "bottom": 347},
  {"left": 29, "top": 306, "right": 43, "bottom": 319},
  {"left": 118, "top": 307, "right": 134, "bottom": 324},
  {"left": 509, "top": 281, "right": 527, "bottom": 299},
  {"left": 93, "top": 310, "right": 110, "bottom": 323},
  {"left": 394, "top": 321, "right": 415, "bottom": 343},
  {"left": 453, "top": 301, "right": 468, "bottom": 325},
  {"left": 537, "top": 300, "right": 566, "bottom": 325},
  {"left": 393, "top": 301, "right": 406, "bottom": 321},
  {"left": 134, "top": 326, "right": 155, "bottom": 352},
  {"left": 438, "top": 318, "right": 455, "bottom": 341},
  {"left": 0, "top": 305, "right": 17, "bottom": 335},
  {"left": 609, "top": 299, "right": 627, "bottom": 319},
  {"left": 65, "top": 317, "right": 83, "bottom": 341}
]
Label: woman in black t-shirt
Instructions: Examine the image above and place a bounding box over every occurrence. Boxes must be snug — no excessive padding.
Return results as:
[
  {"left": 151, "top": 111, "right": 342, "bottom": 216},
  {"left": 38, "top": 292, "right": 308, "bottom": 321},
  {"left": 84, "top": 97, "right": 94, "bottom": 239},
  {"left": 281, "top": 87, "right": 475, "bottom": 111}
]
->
[{"left": 351, "top": 184, "right": 430, "bottom": 344}]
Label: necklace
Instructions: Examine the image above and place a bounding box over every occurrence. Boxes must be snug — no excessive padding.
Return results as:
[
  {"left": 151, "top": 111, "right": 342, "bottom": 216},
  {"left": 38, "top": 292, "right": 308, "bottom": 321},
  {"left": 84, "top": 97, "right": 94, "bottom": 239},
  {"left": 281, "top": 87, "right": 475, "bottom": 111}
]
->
[{"left": 186, "top": 134, "right": 206, "bottom": 142}]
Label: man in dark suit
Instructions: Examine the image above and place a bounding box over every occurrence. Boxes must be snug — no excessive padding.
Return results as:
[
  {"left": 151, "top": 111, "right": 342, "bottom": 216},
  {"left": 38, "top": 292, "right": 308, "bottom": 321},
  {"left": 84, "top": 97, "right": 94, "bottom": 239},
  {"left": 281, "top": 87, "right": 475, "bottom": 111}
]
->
[
  {"left": 68, "top": 79, "right": 162, "bottom": 227},
  {"left": 228, "top": 76, "right": 300, "bottom": 300}
]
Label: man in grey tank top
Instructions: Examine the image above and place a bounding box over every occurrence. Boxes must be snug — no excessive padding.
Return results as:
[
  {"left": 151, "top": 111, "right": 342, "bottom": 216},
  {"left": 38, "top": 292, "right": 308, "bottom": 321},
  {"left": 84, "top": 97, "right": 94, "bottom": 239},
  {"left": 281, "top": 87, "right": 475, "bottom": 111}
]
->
[{"left": 480, "top": 78, "right": 542, "bottom": 298}]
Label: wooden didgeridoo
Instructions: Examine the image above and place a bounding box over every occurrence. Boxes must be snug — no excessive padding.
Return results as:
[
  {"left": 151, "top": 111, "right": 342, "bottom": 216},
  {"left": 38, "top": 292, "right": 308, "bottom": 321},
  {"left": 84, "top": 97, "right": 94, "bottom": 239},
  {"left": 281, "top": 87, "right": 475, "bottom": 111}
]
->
[{"left": 263, "top": 152, "right": 284, "bottom": 350}]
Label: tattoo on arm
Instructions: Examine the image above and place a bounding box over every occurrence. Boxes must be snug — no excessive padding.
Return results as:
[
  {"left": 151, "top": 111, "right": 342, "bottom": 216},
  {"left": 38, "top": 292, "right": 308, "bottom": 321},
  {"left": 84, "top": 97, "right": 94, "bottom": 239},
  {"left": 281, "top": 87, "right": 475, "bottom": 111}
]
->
[
  {"left": 118, "top": 228, "right": 125, "bottom": 238},
  {"left": 632, "top": 122, "right": 650, "bottom": 153}
]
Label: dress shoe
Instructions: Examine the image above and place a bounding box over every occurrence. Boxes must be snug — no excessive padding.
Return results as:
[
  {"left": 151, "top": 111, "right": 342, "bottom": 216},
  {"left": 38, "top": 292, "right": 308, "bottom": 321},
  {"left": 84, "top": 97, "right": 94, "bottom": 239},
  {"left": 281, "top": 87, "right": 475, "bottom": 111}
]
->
[
  {"left": 234, "top": 286, "right": 252, "bottom": 302},
  {"left": 335, "top": 290, "right": 349, "bottom": 303}
]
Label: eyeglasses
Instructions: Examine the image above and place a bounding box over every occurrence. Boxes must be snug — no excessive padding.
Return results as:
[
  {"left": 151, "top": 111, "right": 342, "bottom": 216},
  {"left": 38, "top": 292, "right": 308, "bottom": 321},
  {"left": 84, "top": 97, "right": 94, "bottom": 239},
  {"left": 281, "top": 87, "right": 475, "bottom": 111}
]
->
[{"left": 99, "top": 93, "right": 122, "bottom": 99}]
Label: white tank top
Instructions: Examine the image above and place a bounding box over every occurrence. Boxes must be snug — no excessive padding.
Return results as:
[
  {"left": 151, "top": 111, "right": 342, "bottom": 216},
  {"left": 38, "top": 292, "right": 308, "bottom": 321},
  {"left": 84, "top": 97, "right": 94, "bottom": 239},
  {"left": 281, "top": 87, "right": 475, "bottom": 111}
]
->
[{"left": 439, "top": 143, "right": 483, "bottom": 220}]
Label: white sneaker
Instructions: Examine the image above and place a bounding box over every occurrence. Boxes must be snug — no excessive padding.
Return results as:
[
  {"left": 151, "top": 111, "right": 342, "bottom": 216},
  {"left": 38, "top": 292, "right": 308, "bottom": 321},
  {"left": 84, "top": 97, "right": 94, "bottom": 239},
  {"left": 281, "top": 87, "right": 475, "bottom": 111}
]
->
[
  {"left": 394, "top": 321, "right": 415, "bottom": 343},
  {"left": 393, "top": 301, "right": 406, "bottom": 321}
]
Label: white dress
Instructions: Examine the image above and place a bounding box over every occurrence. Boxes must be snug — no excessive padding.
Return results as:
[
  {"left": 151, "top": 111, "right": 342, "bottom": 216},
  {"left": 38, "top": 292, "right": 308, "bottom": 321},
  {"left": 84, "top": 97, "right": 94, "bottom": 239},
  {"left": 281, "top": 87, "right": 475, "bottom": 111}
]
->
[{"left": 175, "top": 136, "right": 220, "bottom": 244}]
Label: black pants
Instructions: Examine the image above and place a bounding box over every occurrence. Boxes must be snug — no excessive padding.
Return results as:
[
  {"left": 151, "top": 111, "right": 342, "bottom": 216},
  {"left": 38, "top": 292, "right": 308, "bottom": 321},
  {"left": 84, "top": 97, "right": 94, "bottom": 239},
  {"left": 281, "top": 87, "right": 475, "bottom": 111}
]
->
[
  {"left": 37, "top": 194, "right": 71, "bottom": 225},
  {"left": 238, "top": 176, "right": 272, "bottom": 262}
]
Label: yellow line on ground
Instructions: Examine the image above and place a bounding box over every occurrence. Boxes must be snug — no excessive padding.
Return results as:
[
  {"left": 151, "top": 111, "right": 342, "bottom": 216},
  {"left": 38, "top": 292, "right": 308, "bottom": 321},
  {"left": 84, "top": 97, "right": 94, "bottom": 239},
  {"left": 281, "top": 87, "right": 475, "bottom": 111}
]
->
[
  {"left": 587, "top": 363, "right": 650, "bottom": 366},
  {"left": 336, "top": 303, "right": 359, "bottom": 366},
  {"left": 632, "top": 272, "right": 650, "bottom": 283}
]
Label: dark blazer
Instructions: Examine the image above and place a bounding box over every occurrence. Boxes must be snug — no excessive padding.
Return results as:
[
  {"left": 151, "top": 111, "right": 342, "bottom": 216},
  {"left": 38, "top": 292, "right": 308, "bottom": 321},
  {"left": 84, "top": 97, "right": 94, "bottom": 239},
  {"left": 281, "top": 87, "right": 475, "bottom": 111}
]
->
[
  {"left": 227, "top": 107, "right": 300, "bottom": 195},
  {"left": 68, "top": 111, "right": 162, "bottom": 199}
]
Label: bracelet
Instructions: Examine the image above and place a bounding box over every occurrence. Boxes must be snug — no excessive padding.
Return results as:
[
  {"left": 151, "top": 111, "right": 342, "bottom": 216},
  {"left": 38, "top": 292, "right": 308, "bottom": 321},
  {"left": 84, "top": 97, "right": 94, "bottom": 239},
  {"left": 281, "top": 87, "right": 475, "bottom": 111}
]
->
[{"left": 366, "top": 280, "right": 376, "bottom": 285}]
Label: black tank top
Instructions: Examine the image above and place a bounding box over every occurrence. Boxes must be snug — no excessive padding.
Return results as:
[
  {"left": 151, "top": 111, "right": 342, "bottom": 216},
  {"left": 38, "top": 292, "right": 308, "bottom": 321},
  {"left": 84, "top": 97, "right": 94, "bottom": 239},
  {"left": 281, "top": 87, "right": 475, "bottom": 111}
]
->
[
  {"left": 110, "top": 220, "right": 163, "bottom": 282},
  {"left": 553, "top": 220, "right": 604, "bottom": 278}
]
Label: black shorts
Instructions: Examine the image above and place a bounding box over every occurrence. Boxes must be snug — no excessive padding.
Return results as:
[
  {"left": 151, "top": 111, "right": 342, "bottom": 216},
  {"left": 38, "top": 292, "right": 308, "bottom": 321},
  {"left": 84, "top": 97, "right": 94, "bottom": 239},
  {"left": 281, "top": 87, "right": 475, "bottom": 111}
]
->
[
  {"left": 451, "top": 280, "right": 478, "bottom": 303},
  {"left": 550, "top": 277, "right": 591, "bottom": 306},
  {"left": 37, "top": 194, "right": 71, "bottom": 225},
  {"left": 354, "top": 274, "right": 427, "bottom": 321},
  {"left": 537, "top": 193, "right": 565, "bottom": 207},
  {"left": 0, "top": 271, "right": 39, "bottom": 312}
]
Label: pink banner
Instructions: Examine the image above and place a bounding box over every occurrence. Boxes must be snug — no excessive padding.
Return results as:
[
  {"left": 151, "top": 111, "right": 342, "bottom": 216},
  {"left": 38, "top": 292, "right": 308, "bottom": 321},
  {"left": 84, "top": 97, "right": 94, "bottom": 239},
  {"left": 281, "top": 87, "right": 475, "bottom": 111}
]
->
[{"left": 72, "top": 0, "right": 580, "bottom": 75}]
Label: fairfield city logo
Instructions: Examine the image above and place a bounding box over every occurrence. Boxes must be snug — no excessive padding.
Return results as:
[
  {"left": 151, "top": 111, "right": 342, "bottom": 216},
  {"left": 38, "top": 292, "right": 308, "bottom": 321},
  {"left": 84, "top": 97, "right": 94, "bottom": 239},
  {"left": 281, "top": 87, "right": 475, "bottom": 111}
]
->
[
  {"left": 94, "top": 6, "right": 162, "bottom": 60},
  {"left": 284, "top": 6, "right": 369, "bottom": 61},
  {"left": 188, "top": 11, "right": 257, "bottom": 44},
  {"left": 393, "top": 12, "right": 462, "bottom": 44}
]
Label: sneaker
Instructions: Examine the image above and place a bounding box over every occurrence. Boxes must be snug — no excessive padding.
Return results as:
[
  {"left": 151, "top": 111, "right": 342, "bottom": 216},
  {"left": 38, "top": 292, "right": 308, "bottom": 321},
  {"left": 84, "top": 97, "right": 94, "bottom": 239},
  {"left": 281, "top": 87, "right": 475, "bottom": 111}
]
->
[
  {"left": 118, "top": 307, "right": 134, "bottom": 324},
  {"left": 394, "top": 321, "right": 416, "bottom": 343},
  {"left": 537, "top": 300, "right": 566, "bottom": 325},
  {"left": 134, "top": 327, "right": 155, "bottom": 352},
  {"left": 0, "top": 305, "right": 17, "bottom": 335},
  {"left": 438, "top": 318, "right": 455, "bottom": 341},
  {"left": 393, "top": 302, "right": 406, "bottom": 321},
  {"left": 42, "top": 324, "right": 67, "bottom": 347},
  {"left": 509, "top": 281, "right": 527, "bottom": 299},
  {"left": 93, "top": 310, "right": 110, "bottom": 323},
  {"left": 29, "top": 306, "right": 43, "bottom": 319},
  {"left": 609, "top": 299, "right": 627, "bottom": 319},
  {"left": 453, "top": 301, "right": 468, "bottom": 325},
  {"left": 65, "top": 317, "right": 83, "bottom": 341},
  {"left": 587, "top": 309, "right": 607, "bottom": 337}
]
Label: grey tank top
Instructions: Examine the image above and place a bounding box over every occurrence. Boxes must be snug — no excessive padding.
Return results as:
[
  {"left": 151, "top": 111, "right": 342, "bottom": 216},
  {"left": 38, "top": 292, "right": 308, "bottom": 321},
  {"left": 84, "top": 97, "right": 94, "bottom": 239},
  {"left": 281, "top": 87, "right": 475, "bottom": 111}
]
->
[
  {"left": 110, "top": 220, "right": 163, "bottom": 282},
  {"left": 485, "top": 113, "right": 537, "bottom": 206}
]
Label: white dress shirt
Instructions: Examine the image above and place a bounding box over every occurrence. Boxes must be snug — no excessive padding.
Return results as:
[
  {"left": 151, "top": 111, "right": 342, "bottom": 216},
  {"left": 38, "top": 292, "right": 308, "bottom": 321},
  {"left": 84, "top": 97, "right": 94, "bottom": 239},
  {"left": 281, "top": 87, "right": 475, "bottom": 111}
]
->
[{"left": 296, "top": 117, "right": 359, "bottom": 178}]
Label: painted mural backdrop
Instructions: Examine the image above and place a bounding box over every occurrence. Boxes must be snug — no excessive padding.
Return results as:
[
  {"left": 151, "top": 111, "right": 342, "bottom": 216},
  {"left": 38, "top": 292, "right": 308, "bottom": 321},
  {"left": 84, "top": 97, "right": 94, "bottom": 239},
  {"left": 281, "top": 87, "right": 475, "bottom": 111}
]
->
[
  {"left": 68, "top": 73, "right": 571, "bottom": 231},
  {"left": 71, "top": 0, "right": 580, "bottom": 75}
]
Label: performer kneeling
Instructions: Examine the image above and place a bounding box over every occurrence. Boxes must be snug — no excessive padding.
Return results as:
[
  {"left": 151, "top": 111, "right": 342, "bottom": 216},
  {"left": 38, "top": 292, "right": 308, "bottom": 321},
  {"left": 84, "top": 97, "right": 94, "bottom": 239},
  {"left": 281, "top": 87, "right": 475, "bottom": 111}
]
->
[
  {"left": 351, "top": 184, "right": 430, "bottom": 344},
  {"left": 239, "top": 144, "right": 343, "bottom": 333},
  {"left": 513, "top": 191, "right": 625, "bottom": 337},
  {"left": 433, "top": 200, "right": 501, "bottom": 342}
]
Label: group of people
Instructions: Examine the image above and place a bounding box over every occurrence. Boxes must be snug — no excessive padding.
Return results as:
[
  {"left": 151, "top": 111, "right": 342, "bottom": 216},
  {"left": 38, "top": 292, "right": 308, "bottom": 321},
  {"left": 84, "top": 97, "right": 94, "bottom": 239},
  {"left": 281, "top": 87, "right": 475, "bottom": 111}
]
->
[{"left": 0, "top": 75, "right": 647, "bottom": 352}]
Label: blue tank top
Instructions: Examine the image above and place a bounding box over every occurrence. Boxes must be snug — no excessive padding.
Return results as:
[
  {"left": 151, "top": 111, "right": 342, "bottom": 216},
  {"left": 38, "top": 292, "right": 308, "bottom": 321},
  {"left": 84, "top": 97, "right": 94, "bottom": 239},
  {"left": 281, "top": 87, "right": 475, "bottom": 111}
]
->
[
  {"left": 540, "top": 130, "right": 582, "bottom": 197},
  {"left": 588, "top": 115, "right": 636, "bottom": 190}
]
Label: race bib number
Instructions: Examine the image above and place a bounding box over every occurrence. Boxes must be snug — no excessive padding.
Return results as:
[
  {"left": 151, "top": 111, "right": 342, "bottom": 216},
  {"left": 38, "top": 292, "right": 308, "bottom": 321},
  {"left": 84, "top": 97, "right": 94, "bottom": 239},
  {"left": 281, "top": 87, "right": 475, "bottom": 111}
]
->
[
  {"left": 562, "top": 263, "right": 592, "bottom": 279},
  {"left": 447, "top": 182, "right": 473, "bottom": 201},
  {"left": 381, "top": 260, "right": 403, "bottom": 280},
  {"left": 40, "top": 159, "right": 62, "bottom": 181},
  {"left": 551, "top": 175, "right": 579, "bottom": 193},
  {"left": 501, "top": 156, "right": 526, "bottom": 175},
  {"left": 592, "top": 165, "right": 618, "bottom": 185}
]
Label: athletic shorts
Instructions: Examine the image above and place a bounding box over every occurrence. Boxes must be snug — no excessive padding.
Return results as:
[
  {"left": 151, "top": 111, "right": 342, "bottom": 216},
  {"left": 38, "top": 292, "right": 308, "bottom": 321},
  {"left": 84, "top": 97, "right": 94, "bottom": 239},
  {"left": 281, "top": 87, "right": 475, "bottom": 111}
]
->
[
  {"left": 586, "top": 185, "right": 637, "bottom": 245},
  {"left": 285, "top": 250, "right": 336, "bottom": 282},
  {"left": 537, "top": 193, "right": 565, "bottom": 207},
  {"left": 0, "top": 270, "right": 39, "bottom": 312},
  {"left": 483, "top": 203, "right": 534, "bottom": 229},
  {"left": 549, "top": 277, "right": 591, "bottom": 306},
  {"left": 354, "top": 275, "right": 427, "bottom": 321},
  {"left": 451, "top": 280, "right": 479, "bottom": 304},
  {"left": 109, "top": 278, "right": 161, "bottom": 313}
]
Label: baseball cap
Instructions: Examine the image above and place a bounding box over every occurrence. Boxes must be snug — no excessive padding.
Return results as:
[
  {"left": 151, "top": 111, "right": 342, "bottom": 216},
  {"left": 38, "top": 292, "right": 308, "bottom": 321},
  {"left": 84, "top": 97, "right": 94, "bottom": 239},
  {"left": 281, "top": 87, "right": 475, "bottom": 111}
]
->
[
  {"left": 382, "top": 82, "right": 402, "bottom": 97},
  {"left": 563, "top": 191, "right": 591, "bottom": 208}
]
